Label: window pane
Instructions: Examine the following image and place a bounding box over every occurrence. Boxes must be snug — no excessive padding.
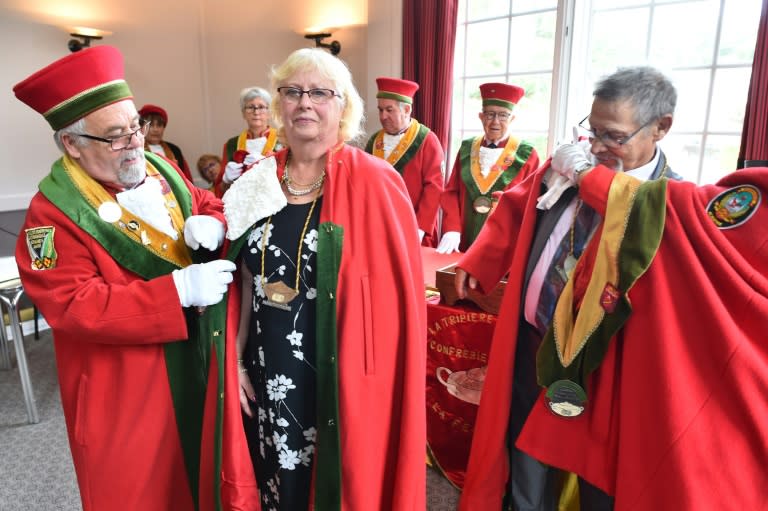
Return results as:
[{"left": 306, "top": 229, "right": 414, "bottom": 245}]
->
[
  {"left": 593, "top": 0, "right": 649, "bottom": 8},
  {"left": 468, "top": 0, "right": 510, "bottom": 21},
  {"left": 669, "top": 69, "right": 711, "bottom": 132},
  {"left": 649, "top": 1, "right": 720, "bottom": 68},
  {"left": 508, "top": 12, "right": 556, "bottom": 73},
  {"left": 660, "top": 133, "right": 704, "bottom": 182},
  {"left": 512, "top": 73, "right": 552, "bottom": 132},
  {"left": 457, "top": 0, "right": 468, "bottom": 23},
  {"left": 589, "top": 8, "right": 650, "bottom": 72},
  {"left": 719, "top": 0, "right": 762, "bottom": 65},
  {"left": 466, "top": 19, "right": 510, "bottom": 75},
  {"left": 512, "top": 0, "right": 557, "bottom": 13},
  {"left": 701, "top": 134, "right": 742, "bottom": 183},
  {"left": 708, "top": 67, "right": 752, "bottom": 132}
]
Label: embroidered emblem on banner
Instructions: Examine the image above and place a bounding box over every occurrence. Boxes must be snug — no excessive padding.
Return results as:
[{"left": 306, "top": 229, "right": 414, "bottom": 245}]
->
[
  {"left": 706, "top": 185, "right": 761, "bottom": 229},
  {"left": 25, "top": 226, "right": 58, "bottom": 270},
  {"left": 545, "top": 379, "right": 587, "bottom": 418}
]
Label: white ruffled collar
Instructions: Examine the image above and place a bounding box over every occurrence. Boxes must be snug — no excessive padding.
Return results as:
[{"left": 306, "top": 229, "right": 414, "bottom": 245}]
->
[{"left": 223, "top": 156, "right": 287, "bottom": 240}]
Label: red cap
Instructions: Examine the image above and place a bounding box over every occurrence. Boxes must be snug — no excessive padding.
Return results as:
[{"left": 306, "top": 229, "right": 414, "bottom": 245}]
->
[
  {"left": 376, "top": 77, "right": 419, "bottom": 104},
  {"left": 13, "top": 45, "right": 133, "bottom": 131},
  {"left": 138, "top": 104, "right": 168, "bottom": 125},
  {"left": 479, "top": 82, "right": 525, "bottom": 110}
]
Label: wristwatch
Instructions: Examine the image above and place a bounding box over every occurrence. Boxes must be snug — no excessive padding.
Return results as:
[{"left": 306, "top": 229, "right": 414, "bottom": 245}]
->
[{"left": 573, "top": 161, "right": 593, "bottom": 181}]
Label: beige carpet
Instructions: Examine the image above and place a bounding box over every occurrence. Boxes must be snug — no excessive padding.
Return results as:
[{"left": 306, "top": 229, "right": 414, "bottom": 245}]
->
[{"left": 0, "top": 328, "right": 460, "bottom": 510}]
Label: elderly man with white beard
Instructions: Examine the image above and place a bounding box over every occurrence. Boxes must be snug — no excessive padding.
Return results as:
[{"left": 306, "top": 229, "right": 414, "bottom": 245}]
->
[{"left": 12, "top": 46, "right": 257, "bottom": 510}]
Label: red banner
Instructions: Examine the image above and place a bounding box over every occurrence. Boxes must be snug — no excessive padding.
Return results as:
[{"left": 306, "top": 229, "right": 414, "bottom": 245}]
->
[{"left": 426, "top": 297, "right": 496, "bottom": 488}]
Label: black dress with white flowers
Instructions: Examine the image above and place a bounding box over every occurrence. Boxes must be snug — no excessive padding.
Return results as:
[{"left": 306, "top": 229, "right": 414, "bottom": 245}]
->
[{"left": 240, "top": 197, "right": 321, "bottom": 510}]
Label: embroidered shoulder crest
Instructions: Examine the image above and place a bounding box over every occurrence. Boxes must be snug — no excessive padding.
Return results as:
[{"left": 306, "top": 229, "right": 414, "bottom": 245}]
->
[
  {"left": 706, "top": 184, "right": 761, "bottom": 229},
  {"left": 25, "top": 226, "right": 57, "bottom": 270}
]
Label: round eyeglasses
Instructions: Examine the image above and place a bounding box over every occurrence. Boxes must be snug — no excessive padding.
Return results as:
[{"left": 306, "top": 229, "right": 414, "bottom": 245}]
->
[
  {"left": 482, "top": 111, "right": 511, "bottom": 122},
  {"left": 277, "top": 87, "right": 340, "bottom": 104},
  {"left": 73, "top": 121, "right": 150, "bottom": 151}
]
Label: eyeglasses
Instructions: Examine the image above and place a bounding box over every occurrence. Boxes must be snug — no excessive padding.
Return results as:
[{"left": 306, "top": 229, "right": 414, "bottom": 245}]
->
[
  {"left": 244, "top": 105, "right": 268, "bottom": 113},
  {"left": 73, "top": 121, "right": 150, "bottom": 151},
  {"left": 482, "top": 111, "right": 512, "bottom": 122},
  {"left": 578, "top": 115, "right": 652, "bottom": 148},
  {"left": 277, "top": 87, "right": 340, "bottom": 104}
]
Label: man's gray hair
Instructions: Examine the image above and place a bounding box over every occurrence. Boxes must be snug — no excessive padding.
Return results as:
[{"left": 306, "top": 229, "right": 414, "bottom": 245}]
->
[
  {"left": 53, "top": 117, "right": 88, "bottom": 153},
  {"left": 593, "top": 66, "right": 677, "bottom": 125}
]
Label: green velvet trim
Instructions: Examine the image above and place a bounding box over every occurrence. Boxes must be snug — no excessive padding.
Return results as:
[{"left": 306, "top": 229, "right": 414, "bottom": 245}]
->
[
  {"left": 46, "top": 81, "right": 132, "bottom": 131},
  {"left": 459, "top": 138, "right": 535, "bottom": 247},
  {"left": 364, "top": 124, "right": 430, "bottom": 175},
  {"left": 376, "top": 91, "right": 413, "bottom": 104},
  {"left": 314, "top": 221, "right": 343, "bottom": 510},
  {"left": 225, "top": 136, "right": 238, "bottom": 162},
  {"left": 536, "top": 178, "right": 668, "bottom": 389},
  {"left": 482, "top": 98, "right": 515, "bottom": 110}
]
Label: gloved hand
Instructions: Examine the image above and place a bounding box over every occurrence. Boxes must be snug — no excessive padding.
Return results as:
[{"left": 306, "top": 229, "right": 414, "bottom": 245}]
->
[
  {"left": 184, "top": 215, "right": 225, "bottom": 251},
  {"left": 436, "top": 231, "right": 461, "bottom": 254},
  {"left": 418, "top": 229, "right": 425, "bottom": 242},
  {"left": 551, "top": 143, "right": 592, "bottom": 183},
  {"left": 243, "top": 153, "right": 258, "bottom": 166},
  {"left": 172, "top": 260, "right": 237, "bottom": 307},
  {"left": 222, "top": 161, "right": 244, "bottom": 184}
]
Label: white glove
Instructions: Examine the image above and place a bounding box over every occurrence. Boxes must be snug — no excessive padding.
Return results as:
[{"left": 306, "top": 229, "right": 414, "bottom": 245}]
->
[
  {"left": 222, "top": 161, "right": 244, "bottom": 184},
  {"left": 243, "top": 153, "right": 258, "bottom": 166},
  {"left": 551, "top": 143, "right": 592, "bottom": 183},
  {"left": 172, "top": 260, "right": 236, "bottom": 307},
  {"left": 436, "top": 231, "right": 461, "bottom": 254},
  {"left": 537, "top": 173, "right": 574, "bottom": 210},
  {"left": 418, "top": 229, "right": 425, "bottom": 242},
  {"left": 184, "top": 215, "right": 225, "bottom": 251}
]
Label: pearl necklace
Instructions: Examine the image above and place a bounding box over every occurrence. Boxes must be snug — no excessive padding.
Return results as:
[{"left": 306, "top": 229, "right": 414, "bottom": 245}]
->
[{"left": 283, "top": 162, "right": 325, "bottom": 196}]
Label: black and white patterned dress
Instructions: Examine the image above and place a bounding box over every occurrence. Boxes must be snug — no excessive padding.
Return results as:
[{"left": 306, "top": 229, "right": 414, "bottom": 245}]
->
[{"left": 240, "top": 197, "right": 321, "bottom": 510}]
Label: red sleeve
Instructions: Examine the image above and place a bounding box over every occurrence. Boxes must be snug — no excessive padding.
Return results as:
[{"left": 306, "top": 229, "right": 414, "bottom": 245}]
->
[
  {"left": 413, "top": 131, "right": 445, "bottom": 233},
  {"left": 440, "top": 153, "right": 464, "bottom": 233}
]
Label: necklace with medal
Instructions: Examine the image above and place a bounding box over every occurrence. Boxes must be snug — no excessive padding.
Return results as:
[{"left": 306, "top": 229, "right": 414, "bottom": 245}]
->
[{"left": 261, "top": 163, "right": 323, "bottom": 310}]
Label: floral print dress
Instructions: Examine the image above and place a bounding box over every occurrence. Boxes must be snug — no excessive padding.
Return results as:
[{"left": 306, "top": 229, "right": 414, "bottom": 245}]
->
[{"left": 240, "top": 197, "right": 322, "bottom": 510}]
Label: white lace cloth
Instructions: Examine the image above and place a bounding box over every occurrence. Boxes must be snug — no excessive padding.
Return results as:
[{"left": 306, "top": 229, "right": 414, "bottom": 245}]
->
[
  {"left": 478, "top": 146, "right": 504, "bottom": 178},
  {"left": 223, "top": 156, "right": 287, "bottom": 240},
  {"left": 116, "top": 178, "right": 178, "bottom": 239}
]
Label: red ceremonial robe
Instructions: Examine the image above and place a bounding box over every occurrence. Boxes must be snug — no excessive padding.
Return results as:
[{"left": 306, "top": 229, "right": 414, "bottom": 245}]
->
[
  {"left": 440, "top": 137, "right": 539, "bottom": 252},
  {"left": 15, "top": 154, "right": 258, "bottom": 511},
  {"left": 456, "top": 164, "right": 768, "bottom": 510},
  {"left": 365, "top": 124, "right": 445, "bottom": 247},
  {"left": 223, "top": 144, "right": 427, "bottom": 510},
  {"left": 518, "top": 165, "right": 768, "bottom": 510}
]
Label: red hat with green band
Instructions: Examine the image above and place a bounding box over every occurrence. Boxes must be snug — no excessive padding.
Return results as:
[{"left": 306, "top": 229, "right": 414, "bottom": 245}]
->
[
  {"left": 479, "top": 82, "right": 524, "bottom": 110},
  {"left": 376, "top": 77, "right": 419, "bottom": 104},
  {"left": 13, "top": 45, "right": 133, "bottom": 131}
]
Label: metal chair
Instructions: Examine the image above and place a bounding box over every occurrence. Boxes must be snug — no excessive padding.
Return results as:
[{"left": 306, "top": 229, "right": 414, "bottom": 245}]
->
[{"left": 0, "top": 257, "right": 39, "bottom": 424}]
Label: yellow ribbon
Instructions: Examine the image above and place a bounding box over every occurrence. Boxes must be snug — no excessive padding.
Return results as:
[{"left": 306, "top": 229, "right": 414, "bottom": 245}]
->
[
  {"left": 371, "top": 119, "right": 421, "bottom": 166},
  {"left": 469, "top": 135, "right": 521, "bottom": 194}
]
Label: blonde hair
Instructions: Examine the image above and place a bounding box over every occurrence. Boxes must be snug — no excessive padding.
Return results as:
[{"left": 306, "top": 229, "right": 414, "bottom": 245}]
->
[{"left": 269, "top": 48, "right": 365, "bottom": 143}]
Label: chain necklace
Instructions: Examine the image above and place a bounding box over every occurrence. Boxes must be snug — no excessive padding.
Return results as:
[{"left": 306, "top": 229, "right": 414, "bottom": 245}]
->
[
  {"left": 283, "top": 161, "right": 326, "bottom": 196},
  {"left": 260, "top": 190, "right": 320, "bottom": 310}
]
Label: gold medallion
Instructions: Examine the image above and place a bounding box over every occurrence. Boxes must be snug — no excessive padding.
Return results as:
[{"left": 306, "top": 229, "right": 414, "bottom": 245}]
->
[{"left": 263, "top": 280, "right": 299, "bottom": 310}]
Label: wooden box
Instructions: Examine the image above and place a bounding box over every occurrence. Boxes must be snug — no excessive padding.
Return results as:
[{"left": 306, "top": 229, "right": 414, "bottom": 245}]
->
[{"left": 435, "top": 263, "right": 506, "bottom": 315}]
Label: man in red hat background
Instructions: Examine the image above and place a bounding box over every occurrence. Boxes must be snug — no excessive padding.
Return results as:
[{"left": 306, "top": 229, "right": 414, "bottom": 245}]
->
[
  {"left": 437, "top": 82, "right": 540, "bottom": 254},
  {"left": 138, "top": 103, "right": 194, "bottom": 182},
  {"left": 13, "top": 46, "right": 257, "bottom": 510},
  {"left": 453, "top": 67, "right": 685, "bottom": 511},
  {"left": 365, "top": 77, "right": 444, "bottom": 246}
]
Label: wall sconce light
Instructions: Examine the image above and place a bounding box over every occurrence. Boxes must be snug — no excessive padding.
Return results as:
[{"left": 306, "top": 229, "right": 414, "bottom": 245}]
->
[
  {"left": 67, "top": 27, "right": 110, "bottom": 53},
  {"left": 305, "top": 33, "right": 341, "bottom": 56}
]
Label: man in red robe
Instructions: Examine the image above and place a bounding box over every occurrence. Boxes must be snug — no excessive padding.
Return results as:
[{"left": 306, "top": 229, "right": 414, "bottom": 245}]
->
[
  {"left": 438, "top": 82, "right": 540, "bottom": 254},
  {"left": 13, "top": 46, "right": 257, "bottom": 511},
  {"left": 365, "top": 77, "right": 444, "bottom": 247},
  {"left": 520, "top": 150, "right": 768, "bottom": 510}
]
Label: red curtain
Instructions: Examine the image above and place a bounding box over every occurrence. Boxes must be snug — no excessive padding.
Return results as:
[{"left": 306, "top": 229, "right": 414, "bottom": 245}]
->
[
  {"left": 738, "top": 0, "right": 768, "bottom": 167},
  {"left": 402, "top": 0, "right": 459, "bottom": 153}
]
